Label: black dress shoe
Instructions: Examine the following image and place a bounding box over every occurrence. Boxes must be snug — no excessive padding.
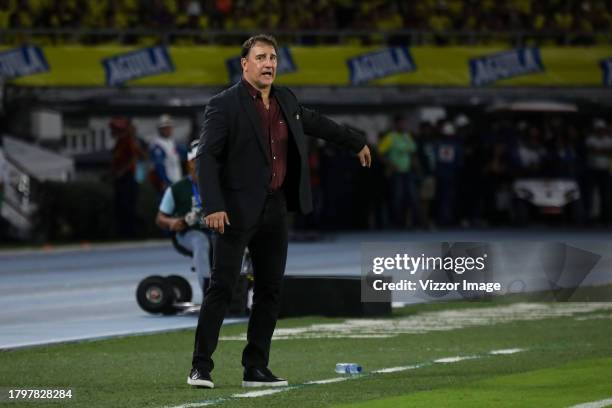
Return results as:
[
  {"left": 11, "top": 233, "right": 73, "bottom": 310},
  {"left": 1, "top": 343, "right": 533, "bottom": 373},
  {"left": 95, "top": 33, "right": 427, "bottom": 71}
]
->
[
  {"left": 187, "top": 367, "right": 214, "bottom": 388},
  {"left": 242, "top": 367, "right": 288, "bottom": 387}
]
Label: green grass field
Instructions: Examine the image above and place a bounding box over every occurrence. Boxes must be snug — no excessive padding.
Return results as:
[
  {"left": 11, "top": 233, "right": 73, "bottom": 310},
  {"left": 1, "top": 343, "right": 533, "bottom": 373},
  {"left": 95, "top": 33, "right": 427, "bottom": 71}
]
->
[{"left": 1, "top": 289, "right": 612, "bottom": 408}]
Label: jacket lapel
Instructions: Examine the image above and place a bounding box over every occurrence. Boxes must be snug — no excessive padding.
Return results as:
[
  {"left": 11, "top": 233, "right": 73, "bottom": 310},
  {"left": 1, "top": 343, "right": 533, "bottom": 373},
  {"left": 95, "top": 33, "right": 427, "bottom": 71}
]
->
[
  {"left": 275, "top": 87, "right": 305, "bottom": 158},
  {"left": 239, "top": 83, "right": 271, "bottom": 165}
]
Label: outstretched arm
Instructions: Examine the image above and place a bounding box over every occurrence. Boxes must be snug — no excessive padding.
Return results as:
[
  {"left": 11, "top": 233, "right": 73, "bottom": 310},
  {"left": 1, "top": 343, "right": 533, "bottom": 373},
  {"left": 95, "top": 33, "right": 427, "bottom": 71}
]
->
[{"left": 300, "top": 106, "right": 371, "bottom": 167}]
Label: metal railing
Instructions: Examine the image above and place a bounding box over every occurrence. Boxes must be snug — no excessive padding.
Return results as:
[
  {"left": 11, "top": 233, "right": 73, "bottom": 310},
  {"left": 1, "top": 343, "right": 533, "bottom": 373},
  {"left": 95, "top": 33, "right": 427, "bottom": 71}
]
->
[{"left": 1, "top": 28, "right": 611, "bottom": 46}]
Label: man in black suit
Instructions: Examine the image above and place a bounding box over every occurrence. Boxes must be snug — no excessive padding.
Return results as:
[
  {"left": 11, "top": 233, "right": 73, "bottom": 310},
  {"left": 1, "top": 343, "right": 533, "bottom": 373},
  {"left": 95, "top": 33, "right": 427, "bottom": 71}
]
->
[{"left": 188, "top": 34, "right": 371, "bottom": 389}]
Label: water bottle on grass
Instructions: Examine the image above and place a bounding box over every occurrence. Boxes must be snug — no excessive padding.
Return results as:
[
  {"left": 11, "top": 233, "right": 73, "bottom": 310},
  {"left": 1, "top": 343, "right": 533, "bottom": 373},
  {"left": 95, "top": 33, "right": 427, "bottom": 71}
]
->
[{"left": 335, "top": 363, "right": 362, "bottom": 375}]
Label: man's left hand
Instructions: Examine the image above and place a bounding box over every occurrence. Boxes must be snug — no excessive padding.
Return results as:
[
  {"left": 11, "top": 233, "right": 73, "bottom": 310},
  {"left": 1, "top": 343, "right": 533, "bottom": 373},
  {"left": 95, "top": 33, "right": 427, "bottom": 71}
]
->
[{"left": 357, "top": 145, "right": 372, "bottom": 168}]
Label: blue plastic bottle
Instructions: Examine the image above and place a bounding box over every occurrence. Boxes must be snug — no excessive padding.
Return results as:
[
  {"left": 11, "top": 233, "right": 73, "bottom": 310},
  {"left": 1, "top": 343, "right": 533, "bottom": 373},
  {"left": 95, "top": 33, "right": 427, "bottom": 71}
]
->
[{"left": 335, "top": 363, "right": 363, "bottom": 374}]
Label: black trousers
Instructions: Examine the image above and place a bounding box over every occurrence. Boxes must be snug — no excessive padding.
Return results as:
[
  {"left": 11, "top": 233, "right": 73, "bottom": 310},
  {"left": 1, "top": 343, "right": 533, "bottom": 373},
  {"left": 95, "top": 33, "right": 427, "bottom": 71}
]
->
[
  {"left": 585, "top": 169, "right": 611, "bottom": 224},
  {"left": 113, "top": 175, "right": 138, "bottom": 238},
  {"left": 192, "top": 191, "right": 288, "bottom": 372}
]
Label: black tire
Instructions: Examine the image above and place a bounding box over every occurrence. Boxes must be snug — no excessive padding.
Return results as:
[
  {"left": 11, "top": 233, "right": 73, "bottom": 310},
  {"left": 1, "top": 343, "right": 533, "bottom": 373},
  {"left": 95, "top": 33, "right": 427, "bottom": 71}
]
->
[
  {"left": 136, "top": 275, "right": 176, "bottom": 314},
  {"left": 166, "top": 275, "right": 193, "bottom": 303}
]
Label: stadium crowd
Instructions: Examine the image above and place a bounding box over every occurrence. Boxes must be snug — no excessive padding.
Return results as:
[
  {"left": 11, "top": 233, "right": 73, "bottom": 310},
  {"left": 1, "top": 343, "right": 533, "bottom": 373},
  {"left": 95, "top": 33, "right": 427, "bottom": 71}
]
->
[
  {"left": 1, "top": 0, "right": 611, "bottom": 45},
  {"left": 102, "top": 110, "right": 612, "bottom": 237},
  {"left": 303, "top": 114, "right": 612, "bottom": 231}
]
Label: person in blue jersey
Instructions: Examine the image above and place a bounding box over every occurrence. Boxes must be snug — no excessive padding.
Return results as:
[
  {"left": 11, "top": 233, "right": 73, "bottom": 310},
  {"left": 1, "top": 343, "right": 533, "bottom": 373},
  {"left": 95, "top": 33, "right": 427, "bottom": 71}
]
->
[{"left": 149, "top": 114, "right": 184, "bottom": 195}]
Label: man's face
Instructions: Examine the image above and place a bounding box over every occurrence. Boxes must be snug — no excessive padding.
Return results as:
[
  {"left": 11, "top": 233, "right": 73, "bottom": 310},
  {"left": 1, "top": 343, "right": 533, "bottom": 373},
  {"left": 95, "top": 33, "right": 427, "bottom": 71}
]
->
[
  {"left": 159, "top": 126, "right": 172, "bottom": 138},
  {"left": 241, "top": 42, "right": 277, "bottom": 89}
]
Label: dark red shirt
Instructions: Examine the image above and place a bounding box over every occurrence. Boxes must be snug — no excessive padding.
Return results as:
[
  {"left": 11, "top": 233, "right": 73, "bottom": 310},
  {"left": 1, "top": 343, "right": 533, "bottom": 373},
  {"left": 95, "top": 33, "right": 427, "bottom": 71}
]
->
[
  {"left": 111, "top": 134, "right": 140, "bottom": 178},
  {"left": 242, "top": 79, "right": 288, "bottom": 191}
]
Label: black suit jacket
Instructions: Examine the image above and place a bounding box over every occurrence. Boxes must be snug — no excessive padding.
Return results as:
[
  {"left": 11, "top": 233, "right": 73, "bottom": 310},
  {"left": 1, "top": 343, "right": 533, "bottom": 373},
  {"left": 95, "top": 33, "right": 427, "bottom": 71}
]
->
[{"left": 196, "top": 81, "right": 366, "bottom": 229}]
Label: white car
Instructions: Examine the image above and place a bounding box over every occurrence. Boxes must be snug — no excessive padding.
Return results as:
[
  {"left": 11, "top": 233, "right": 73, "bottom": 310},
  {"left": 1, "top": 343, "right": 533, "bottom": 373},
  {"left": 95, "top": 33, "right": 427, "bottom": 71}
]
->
[{"left": 513, "top": 178, "right": 583, "bottom": 223}]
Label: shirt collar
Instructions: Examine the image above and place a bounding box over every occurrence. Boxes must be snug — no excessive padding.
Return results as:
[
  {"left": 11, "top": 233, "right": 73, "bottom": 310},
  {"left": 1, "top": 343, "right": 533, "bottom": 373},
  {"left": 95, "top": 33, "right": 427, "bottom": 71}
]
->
[{"left": 241, "top": 77, "right": 273, "bottom": 100}]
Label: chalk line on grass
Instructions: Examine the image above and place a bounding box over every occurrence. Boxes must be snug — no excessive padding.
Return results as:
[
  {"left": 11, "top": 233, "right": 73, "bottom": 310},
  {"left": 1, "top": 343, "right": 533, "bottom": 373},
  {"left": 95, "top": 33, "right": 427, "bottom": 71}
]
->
[
  {"left": 489, "top": 348, "right": 524, "bottom": 355},
  {"left": 233, "top": 388, "right": 294, "bottom": 398},
  {"left": 170, "top": 402, "right": 219, "bottom": 408},
  {"left": 568, "top": 398, "right": 612, "bottom": 408},
  {"left": 305, "top": 377, "right": 350, "bottom": 385},
  {"left": 434, "top": 356, "right": 478, "bottom": 364},
  {"left": 164, "top": 348, "right": 525, "bottom": 408},
  {"left": 574, "top": 313, "right": 612, "bottom": 321},
  {"left": 372, "top": 364, "right": 425, "bottom": 373}
]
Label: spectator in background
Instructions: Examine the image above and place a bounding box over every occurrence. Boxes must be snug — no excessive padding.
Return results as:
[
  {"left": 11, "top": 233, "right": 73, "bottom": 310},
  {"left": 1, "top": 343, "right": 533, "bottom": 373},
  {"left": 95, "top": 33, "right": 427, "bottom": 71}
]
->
[
  {"left": 551, "top": 133, "right": 580, "bottom": 178},
  {"left": 8, "top": 0, "right": 36, "bottom": 45},
  {"left": 482, "top": 141, "right": 511, "bottom": 224},
  {"left": 415, "top": 121, "right": 437, "bottom": 229},
  {"left": 149, "top": 114, "right": 183, "bottom": 197},
  {"left": 0, "top": 0, "right": 12, "bottom": 29},
  {"left": 134, "top": 132, "right": 149, "bottom": 186},
  {"left": 367, "top": 137, "right": 391, "bottom": 229},
  {"left": 8, "top": 0, "right": 33, "bottom": 30},
  {"left": 47, "top": 0, "right": 81, "bottom": 29},
  {"left": 435, "top": 121, "right": 463, "bottom": 226},
  {"left": 226, "top": 3, "right": 257, "bottom": 31},
  {"left": 585, "top": 119, "right": 612, "bottom": 225},
  {"left": 550, "top": 130, "right": 585, "bottom": 223},
  {"left": 455, "top": 114, "right": 485, "bottom": 227},
  {"left": 566, "top": 124, "right": 589, "bottom": 215},
  {"left": 378, "top": 115, "right": 423, "bottom": 228},
  {"left": 110, "top": 116, "right": 143, "bottom": 238},
  {"left": 512, "top": 125, "right": 547, "bottom": 177},
  {"left": 208, "top": 0, "right": 232, "bottom": 29},
  {"left": 147, "top": 0, "right": 175, "bottom": 28},
  {"left": 428, "top": 4, "right": 452, "bottom": 45},
  {"left": 181, "top": 0, "right": 204, "bottom": 29},
  {"left": 5, "top": 0, "right": 612, "bottom": 46},
  {"left": 156, "top": 140, "right": 211, "bottom": 298}
]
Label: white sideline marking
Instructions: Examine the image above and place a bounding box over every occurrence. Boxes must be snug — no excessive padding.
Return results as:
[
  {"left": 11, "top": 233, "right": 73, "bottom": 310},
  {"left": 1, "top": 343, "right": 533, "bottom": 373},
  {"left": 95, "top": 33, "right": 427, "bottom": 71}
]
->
[
  {"left": 305, "top": 377, "right": 350, "bottom": 385},
  {"left": 434, "top": 356, "right": 478, "bottom": 364},
  {"left": 233, "top": 388, "right": 292, "bottom": 398},
  {"left": 490, "top": 348, "right": 524, "bottom": 355},
  {"left": 165, "top": 348, "right": 526, "bottom": 408},
  {"left": 575, "top": 314, "right": 612, "bottom": 321},
  {"left": 373, "top": 364, "right": 423, "bottom": 374},
  {"left": 568, "top": 398, "right": 612, "bottom": 408}
]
